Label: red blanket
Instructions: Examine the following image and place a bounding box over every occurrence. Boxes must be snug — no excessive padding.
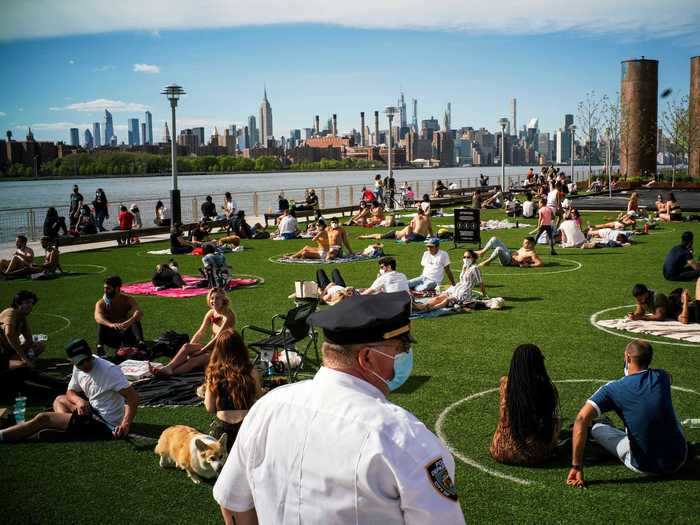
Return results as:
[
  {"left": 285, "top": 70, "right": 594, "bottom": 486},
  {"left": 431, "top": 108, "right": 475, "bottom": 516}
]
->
[{"left": 121, "top": 275, "right": 258, "bottom": 298}]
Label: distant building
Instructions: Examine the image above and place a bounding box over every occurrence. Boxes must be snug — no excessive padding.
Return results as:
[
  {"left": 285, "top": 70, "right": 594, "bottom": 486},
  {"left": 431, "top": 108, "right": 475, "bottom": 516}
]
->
[
  {"left": 259, "top": 88, "right": 273, "bottom": 144},
  {"left": 92, "top": 122, "right": 101, "bottom": 147},
  {"left": 128, "top": 118, "right": 140, "bottom": 146},
  {"left": 84, "top": 129, "right": 94, "bottom": 149},
  {"left": 70, "top": 128, "right": 80, "bottom": 147},
  {"left": 420, "top": 117, "right": 440, "bottom": 141},
  {"left": 104, "top": 110, "right": 114, "bottom": 144},
  {"left": 145, "top": 111, "right": 153, "bottom": 145},
  {"left": 556, "top": 128, "right": 571, "bottom": 164},
  {"left": 247, "top": 116, "right": 258, "bottom": 147},
  {"left": 454, "top": 138, "right": 473, "bottom": 165},
  {"left": 178, "top": 129, "right": 200, "bottom": 153},
  {"left": 510, "top": 98, "right": 517, "bottom": 136},
  {"left": 140, "top": 123, "right": 146, "bottom": 147},
  {"left": 192, "top": 127, "right": 205, "bottom": 148},
  {"left": 538, "top": 132, "right": 552, "bottom": 162},
  {"left": 398, "top": 92, "right": 407, "bottom": 128}
]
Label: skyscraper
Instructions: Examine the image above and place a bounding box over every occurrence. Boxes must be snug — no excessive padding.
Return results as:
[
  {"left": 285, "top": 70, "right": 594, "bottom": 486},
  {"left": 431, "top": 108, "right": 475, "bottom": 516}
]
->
[
  {"left": 84, "top": 129, "right": 94, "bottom": 149},
  {"left": 398, "top": 92, "right": 407, "bottom": 128},
  {"left": 247, "top": 115, "right": 258, "bottom": 147},
  {"left": 92, "top": 122, "right": 101, "bottom": 147},
  {"left": 128, "top": 118, "right": 140, "bottom": 146},
  {"left": 193, "top": 127, "right": 205, "bottom": 147},
  {"left": 259, "top": 88, "right": 273, "bottom": 146},
  {"left": 163, "top": 121, "right": 171, "bottom": 143},
  {"left": 70, "top": 128, "right": 80, "bottom": 147},
  {"left": 510, "top": 98, "right": 517, "bottom": 137},
  {"left": 411, "top": 99, "right": 418, "bottom": 131},
  {"left": 145, "top": 111, "right": 153, "bottom": 145},
  {"left": 104, "top": 110, "right": 114, "bottom": 144},
  {"left": 141, "top": 123, "right": 147, "bottom": 147},
  {"left": 446, "top": 102, "right": 452, "bottom": 131}
]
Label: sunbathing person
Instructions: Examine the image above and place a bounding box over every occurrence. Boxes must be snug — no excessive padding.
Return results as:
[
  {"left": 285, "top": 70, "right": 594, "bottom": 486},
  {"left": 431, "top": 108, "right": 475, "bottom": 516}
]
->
[
  {"left": 490, "top": 344, "right": 561, "bottom": 466},
  {"left": 594, "top": 212, "right": 636, "bottom": 230},
  {"left": 346, "top": 201, "right": 370, "bottom": 226},
  {"left": 0, "top": 290, "right": 45, "bottom": 369},
  {"left": 358, "top": 207, "right": 433, "bottom": 242},
  {"left": 152, "top": 260, "right": 186, "bottom": 289},
  {"left": 290, "top": 220, "right": 332, "bottom": 260},
  {"left": 30, "top": 237, "right": 63, "bottom": 278},
  {"left": 627, "top": 284, "right": 671, "bottom": 321},
  {"left": 659, "top": 192, "right": 682, "bottom": 222},
  {"left": 316, "top": 271, "right": 355, "bottom": 304},
  {"left": 94, "top": 275, "right": 145, "bottom": 357},
  {"left": 412, "top": 250, "right": 485, "bottom": 311},
  {"left": 475, "top": 236, "right": 544, "bottom": 268},
  {"left": 153, "top": 288, "right": 236, "bottom": 377},
  {"left": 654, "top": 194, "right": 666, "bottom": 214},
  {"left": 583, "top": 228, "right": 632, "bottom": 248},
  {"left": 327, "top": 219, "right": 353, "bottom": 259},
  {"left": 366, "top": 202, "right": 385, "bottom": 227},
  {"left": 0, "top": 235, "right": 35, "bottom": 276}
]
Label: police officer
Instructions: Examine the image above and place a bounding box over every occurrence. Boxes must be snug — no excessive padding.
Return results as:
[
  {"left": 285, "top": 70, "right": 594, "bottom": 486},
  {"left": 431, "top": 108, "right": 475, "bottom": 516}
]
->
[{"left": 213, "top": 292, "right": 466, "bottom": 525}]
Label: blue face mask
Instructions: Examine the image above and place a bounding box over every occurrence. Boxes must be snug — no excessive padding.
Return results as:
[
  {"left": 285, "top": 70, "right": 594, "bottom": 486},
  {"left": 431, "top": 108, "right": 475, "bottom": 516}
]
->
[{"left": 368, "top": 347, "right": 413, "bottom": 391}]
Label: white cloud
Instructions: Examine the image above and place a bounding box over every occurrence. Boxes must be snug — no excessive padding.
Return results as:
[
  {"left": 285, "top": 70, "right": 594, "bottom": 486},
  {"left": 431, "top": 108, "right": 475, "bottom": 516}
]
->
[
  {"left": 1, "top": 1, "right": 698, "bottom": 42},
  {"left": 68, "top": 59, "right": 75, "bottom": 64},
  {"left": 14, "top": 122, "right": 90, "bottom": 132},
  {"left": 133, "top": 63, "right": 160, "bottom": 74},
  {"left": 0, "top": 111, "right": 6, "bottom": 117},
  {"left": 49, "top": 98, "right": 150, "bottom": 112}
]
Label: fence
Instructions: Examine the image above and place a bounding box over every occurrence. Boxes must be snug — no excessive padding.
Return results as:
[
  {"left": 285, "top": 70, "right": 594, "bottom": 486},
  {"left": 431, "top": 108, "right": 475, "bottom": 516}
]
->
[{"left": 0, "top": 168, "right": 606, "bottom": 245}]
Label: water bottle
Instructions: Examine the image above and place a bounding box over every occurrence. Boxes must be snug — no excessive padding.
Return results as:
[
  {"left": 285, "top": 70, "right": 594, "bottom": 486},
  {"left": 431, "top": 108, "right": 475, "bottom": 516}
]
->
[
  {"left": 14, "top": 395, "right": 27, "bottom": 423},
  {"left": 681, "top": 418, "right": 700, "bottom": 429}
]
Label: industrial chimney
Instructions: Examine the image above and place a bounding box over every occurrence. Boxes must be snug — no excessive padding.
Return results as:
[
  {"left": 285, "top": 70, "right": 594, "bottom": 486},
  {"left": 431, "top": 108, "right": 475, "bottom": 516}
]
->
[
  {"left": 332, "top": 114, "right": 337, "bottom": 137},
  {"left": 374, "top": 111, "right": 380, "bottom": 146},
  {"left": 315, "top": 115, "right": 320, "bottom": 135}
]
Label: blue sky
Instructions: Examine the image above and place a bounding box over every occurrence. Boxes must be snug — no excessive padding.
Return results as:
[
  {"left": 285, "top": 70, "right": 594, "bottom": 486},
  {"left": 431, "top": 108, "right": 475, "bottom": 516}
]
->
[{"left": 1, "top": 0, "right": 699, "bottom": 143}]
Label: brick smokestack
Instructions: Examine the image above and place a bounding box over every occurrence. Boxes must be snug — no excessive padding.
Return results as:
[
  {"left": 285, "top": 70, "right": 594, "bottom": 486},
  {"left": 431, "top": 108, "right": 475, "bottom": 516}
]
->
[
  {"left": 360, "top": 111, "right": 366, "bottom": 146},
  {"left": 315, "top": 115, "right": 320, "bottom": 135},
  {"left": 332, "top": 114, "right": 337, "bottom": 136},
  {"left": 374, "top": 110, "right": 379, "bottom": 146}
]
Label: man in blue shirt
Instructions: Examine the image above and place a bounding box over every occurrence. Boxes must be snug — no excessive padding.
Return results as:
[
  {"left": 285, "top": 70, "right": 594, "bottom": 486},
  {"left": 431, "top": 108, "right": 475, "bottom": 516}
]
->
[
  {"left": 663, "top": 231, "right": 700, "bottom": 281},
  {"left": 567, "top": 340, "right": 687, "bottom": 487}
]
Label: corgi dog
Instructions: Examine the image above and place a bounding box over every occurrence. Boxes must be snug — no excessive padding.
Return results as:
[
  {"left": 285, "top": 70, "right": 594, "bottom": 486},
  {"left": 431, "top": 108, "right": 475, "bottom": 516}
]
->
[{"left": 155, "top": 425, "right": 228, "bottom": 484}]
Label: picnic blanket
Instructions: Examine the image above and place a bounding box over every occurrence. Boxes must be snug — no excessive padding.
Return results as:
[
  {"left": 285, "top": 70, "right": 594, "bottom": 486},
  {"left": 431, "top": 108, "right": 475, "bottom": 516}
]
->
[
  {"left": 410, "top": 307, "right": 462, "bottom": 320},
  {"left": 132, "top": 371, "right": 204, "bottom": 407},
  {"left": 147, "top": 248, "right": 172, "bottom": 255},
  {"left": 121, "top": 275, "right": 260, "bottom": 298},
  {"left": 274, "top": 254, "right": 380, "bottom": 264},
  {"left": 120, "top": 359, "right": 162, "bottom": 381},
  {"left": 146, "top": 246, "right": 244, "bottom": 255},
  {"left": 597, "top": 318, "right": 700, "bottom": 344}
]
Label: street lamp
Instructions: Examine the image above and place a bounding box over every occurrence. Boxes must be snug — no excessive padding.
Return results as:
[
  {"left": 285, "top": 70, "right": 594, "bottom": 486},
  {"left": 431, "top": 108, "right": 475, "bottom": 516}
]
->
[
  {"left": 384, "top": 106, "right": 398, "bottom": 207},
  {"left": 499, "top": 118, "right": 509, "bottom": 190},
  {"left": 569, "top": 124, "right": 576, "bottom": 185},
  {"left": 161, "top": 84, "right": 186, "bottom": 229},
  {"left": 606, "top": 127, "right": 612, "bottom": 198}
]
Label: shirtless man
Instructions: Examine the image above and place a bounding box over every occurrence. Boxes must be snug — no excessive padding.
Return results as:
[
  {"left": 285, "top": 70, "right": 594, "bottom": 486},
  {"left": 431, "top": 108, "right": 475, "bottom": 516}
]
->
[
  {"left": 327, "top": 219, "right": 353, "bottom": 259},
  {"left": 291, "top": 220, "right": 332, "bottom": 260},
  {"left": 358, "top": 207, "right": 433, "bottom": 242},
  {"left": 475, "top": 236, "right": 544, "bottom": 268},
  {"left": 0, "top": 290, "right": 45, "bottom": 369},
  {"left": 594, "top": 212, "right": 636, "bottom": 230},
  {"left": 0, "top": 235, "right": 35, "bottom": 275}
]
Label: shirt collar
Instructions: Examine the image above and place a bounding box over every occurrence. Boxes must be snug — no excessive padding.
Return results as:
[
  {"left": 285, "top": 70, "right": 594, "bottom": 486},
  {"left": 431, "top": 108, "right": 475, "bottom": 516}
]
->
[{"left": 315, "top": 367, "right": 386, "bottom": 400}]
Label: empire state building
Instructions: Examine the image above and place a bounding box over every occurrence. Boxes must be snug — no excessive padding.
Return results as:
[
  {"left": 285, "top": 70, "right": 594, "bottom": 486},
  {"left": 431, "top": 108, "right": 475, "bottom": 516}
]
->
[{"left": 259, "top": 88, "right": 273, "bottom": 146}]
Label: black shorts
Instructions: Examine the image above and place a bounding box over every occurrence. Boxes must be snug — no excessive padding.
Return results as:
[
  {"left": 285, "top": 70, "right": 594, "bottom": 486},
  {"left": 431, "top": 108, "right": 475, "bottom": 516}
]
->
[{"left": 67, "top": 413, "right": 114, "bottom": 440}]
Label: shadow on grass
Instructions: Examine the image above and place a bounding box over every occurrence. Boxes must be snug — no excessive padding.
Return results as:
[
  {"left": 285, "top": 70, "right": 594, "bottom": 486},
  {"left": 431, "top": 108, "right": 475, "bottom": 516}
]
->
[
  {"left": 395, "top": 375, "right": 431, "bottom": 394},
  {"left": 502, "top": 296, "right": 543, "bottom": 302}
]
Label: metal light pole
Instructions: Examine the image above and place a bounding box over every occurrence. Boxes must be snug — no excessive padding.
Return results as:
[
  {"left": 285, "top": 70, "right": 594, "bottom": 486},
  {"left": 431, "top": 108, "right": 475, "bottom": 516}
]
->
[
  {"left": 384, "top": 106, "right": 398, "bottom": 207},
  {"left": 569, "top": 125, "right": 576, "bottom": 186},
  {"left": 161, "top": 84, "right": 186, "bottom": 230},
  {"left": 606, "top": 127, "right": 612, "bottom": 198},
  {"left": 499, "top": 118, "right": 508, "bottom": 190}
]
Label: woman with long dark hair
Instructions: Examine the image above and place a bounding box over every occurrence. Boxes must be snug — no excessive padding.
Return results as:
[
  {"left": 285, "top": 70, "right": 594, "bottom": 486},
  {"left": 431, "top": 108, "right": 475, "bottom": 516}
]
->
[
  {"left": 490, "top": 344, "right": 561, "bottom": 465},
  {"left": 203, "top": 329, "right": 259, "bottom": 450},
  {"left": 43, "top": 207, "right": 68, "bottom": 239}
]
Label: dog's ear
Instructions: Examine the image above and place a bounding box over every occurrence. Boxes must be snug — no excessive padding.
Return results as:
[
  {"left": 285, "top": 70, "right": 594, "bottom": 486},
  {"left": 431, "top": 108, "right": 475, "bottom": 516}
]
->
[
  {"left": 218, "top": 433, "right": 228, "bottom": 450},
  {"left": 194, "top": 438, "right": 210, "bottom": 452}
]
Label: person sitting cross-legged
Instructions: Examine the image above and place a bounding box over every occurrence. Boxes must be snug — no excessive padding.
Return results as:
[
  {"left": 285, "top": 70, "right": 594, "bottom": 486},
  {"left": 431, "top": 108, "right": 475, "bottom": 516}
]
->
[
  {"left": 0, "top": 290, "right": 45, "bottom": 369},
  {"left": 0, "top": 339, "right": 139, "bottom": 443},
  {"left": 413, "top": 250, "right": 484, "bottom": 311},
  {"left": 567, "top": 340, "right": 687, "bottom": 488},
  {"left": 361, "top": 256, "right": 409, "bottom": 295},
  {"left": 94, "top": 275, "right": 145, "bottom": 357},
  {"left": 0, "top": 235, "right": 34, "bottom": 276},
  {"left": 475, "top": 236, "right": 544, "bottom": 268},
  {"left": 407, "top": 238, "right": 456, "bottom": 292}
]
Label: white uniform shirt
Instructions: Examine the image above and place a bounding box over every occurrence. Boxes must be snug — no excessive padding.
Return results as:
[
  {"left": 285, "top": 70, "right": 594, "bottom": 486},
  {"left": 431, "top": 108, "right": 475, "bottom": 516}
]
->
[
  {"left": 214, "top": 367, "right": 466, "bottom": 524},
  {"left": 68, "top": 356, "right": 130, "bottom": 428},
  {"left": 279, "top": 215, "right": 298, "bottom": 235},
  {"left": 420, "top": 249, "right": 450, "bottom": 284},
  {"left": 369, "top": 270, "right": 410, "bottom": 294}
]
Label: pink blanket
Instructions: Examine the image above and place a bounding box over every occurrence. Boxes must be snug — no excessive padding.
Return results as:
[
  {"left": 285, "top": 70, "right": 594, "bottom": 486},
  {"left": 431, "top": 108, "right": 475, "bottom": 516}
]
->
[{"left": 122, "top": 275, "right": 258, "bottom": 298}]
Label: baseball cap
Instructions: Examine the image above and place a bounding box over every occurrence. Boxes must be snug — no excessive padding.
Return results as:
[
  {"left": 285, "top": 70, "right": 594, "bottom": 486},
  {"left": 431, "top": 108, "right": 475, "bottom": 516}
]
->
[{"left": 65, "top": 338, "right": 93, "bottom": 365}]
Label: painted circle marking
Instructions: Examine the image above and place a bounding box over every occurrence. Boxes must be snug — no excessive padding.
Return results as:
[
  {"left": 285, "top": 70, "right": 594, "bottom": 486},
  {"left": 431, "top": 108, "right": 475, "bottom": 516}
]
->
[
  {"left": 268, "top": 255, "right": 379, "bottom": 265},
  {"left": 33, "top": 313, "right": 72, "bottom": 335},
  {"left": 478, "top": 257, "right": 582, "bottom": 277},
  {"left": 590, "top": 305, "right": 700, "bottom": 348},
  {"left": 63, "top": 263, "right": 107, "bottom": 275},
  {"left": 435, "top": 379, "right": 699, "bottom": 486}
]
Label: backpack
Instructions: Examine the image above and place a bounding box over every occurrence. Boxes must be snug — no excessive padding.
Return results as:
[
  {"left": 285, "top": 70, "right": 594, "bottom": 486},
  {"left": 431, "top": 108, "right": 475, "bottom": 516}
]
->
[{"left": 152, "top": 331, "right": 190, "bottom": 358}]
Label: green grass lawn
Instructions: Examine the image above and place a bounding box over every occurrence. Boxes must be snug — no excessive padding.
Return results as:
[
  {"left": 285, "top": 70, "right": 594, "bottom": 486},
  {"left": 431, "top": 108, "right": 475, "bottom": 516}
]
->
[{"left": 1, "top": 209, "right": 699, "bottom": 524}]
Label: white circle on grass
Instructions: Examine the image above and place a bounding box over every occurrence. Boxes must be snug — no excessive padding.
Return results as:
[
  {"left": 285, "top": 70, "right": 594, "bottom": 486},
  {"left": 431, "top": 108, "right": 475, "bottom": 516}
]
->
[
  {"left": 435, "top": 379, "right": 699, "bottom": 486},
  {"left": 477, "top": 257, "right": 582, "bottom": 277},
  {"left": 590, "top": 305, "right": 700, "bottom": 348},
  {"left": 63, "top": 264, "right": 107, "bottom": 276},
  {"left": 33, "top": 313, "right": 71, "bottom": 335}
]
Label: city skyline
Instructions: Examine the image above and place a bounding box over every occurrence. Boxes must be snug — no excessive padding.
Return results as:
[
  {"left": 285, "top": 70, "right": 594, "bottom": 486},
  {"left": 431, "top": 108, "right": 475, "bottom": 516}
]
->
[{"left": 1, "top": 5, "right": 699, "bottom": 144}]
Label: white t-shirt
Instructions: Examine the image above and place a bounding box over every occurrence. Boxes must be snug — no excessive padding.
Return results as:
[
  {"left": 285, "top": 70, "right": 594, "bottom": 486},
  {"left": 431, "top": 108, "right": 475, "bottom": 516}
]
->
[
  {"left": 546, "top": 189, "right": 559, "bottom": 209},
  {"left": 559, "top": 220, "right": 586, "bottom": 247},
  {"left": 420, "top": 249, "right": 450, "bottom": 283},
  {"left": 68, "top": 356, "right": 130, "bottom": 428},
  {"left": 598, "top": 228, "right": 625, "bottom": 242},
  {"left": 420, "top": 202, "right": 431, "bottom": 215},
  {"left": 213, "top": 367, "right": 465, "bottom": 524},
  {"left": 522, "top": 200, "right": 535, "bottom": 218},
  {"left": 279, "top": 215, "right": 298, "bottom": 235},
  {"left": 368, "top": 270, "right": 409, "bottom": 294}
]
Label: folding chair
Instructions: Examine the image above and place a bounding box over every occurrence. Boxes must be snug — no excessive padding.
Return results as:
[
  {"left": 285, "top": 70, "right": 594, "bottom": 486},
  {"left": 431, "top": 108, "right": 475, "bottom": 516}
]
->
[{"left": 241, "top": 301, "right": 319, "bottom": 383}]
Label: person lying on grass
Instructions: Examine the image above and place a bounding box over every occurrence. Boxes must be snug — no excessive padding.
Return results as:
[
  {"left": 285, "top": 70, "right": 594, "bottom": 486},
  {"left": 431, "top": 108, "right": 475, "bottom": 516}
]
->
[
  {"left": 582, "top": 228, "right": 632, "bottom": 249},
  {"left": 94, "top": 275, "right": 145, "bottom": 357},
  {"left": 0, "top": 339, "right": 138, "bottom": 443},
  {"left": 152, "top": 288, "right": 236, "bottom": 377},
  {"left": 475, "top": 236, "right": 544, "bottom": 268},
  {"left": 151, "top": 260, "right": 186, "bottom": 289},
  {"left": 0, "top": 290, "right": 45, "bottom": 370},
  {"left": 628, "top": 281, "right": 700, "bottom": 324},
  {"left": 567, "top": 340, "right": 687, "bottom": 488},
  {"left": 490, "top": 344, "right": 561, "bottom": 466},
  {"left": 593, "top": 212, "right": 636, "bottom": 230},
  {"left": 358, "top": 207, "right": 433, "bottom": 243},
  {"left": 315, "top": 268, "right": 357, "bottom": 305},
  {"left": 413, "top": 250, "right": 485, "bottom": 311}
]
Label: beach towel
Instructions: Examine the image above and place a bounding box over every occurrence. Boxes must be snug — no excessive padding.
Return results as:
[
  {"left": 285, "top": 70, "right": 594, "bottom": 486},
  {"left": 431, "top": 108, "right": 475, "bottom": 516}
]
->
[
  {"left": 597, "top": 318, "right": 700, "bottom": 343},
  {"left": 120, "top": 359, "right": 163, "bottom": 381},
  {"left": 132, "top": 371, "right": 204, "bottom": 407},
  {"left": 147, "top": 248, "right": 173, "bottom": 255},
  {"left": 410, "top": 307, "right": 461, "bottom": 320},
  {"left": 274, "top": 254, "right": 380, "bottom": 264},
  {"left": 121, "top": 275, "right": 260, "bottom": 298},
  {"left": 481, "top": 220, "right": 532, "bottom": 230}
]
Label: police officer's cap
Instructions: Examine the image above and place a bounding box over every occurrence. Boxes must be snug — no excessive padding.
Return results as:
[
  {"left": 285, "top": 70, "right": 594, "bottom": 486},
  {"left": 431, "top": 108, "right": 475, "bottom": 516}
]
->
[{"left": 308, "top": 292, "right": 415, "bottom": 346}]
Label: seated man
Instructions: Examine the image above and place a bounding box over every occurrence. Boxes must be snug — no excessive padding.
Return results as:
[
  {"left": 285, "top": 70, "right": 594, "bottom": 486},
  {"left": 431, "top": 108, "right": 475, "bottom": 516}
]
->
[
  {"left": 0, "top": 235, "right": 35, "bottom": 276},
  {"left": 94, "top": 275, "right": 145, "bottom": 356},
  {"left": 567, "top": 340, "right": 687, "bottom": 488},
  {"left": 0, "top": 290, "right": 45, "bottom": 369},
  {"left": 663, "top": 231, "right": 700, "bottom": 281},
  {"left": 359, "top": 207, "right": 433, "bottom": 243},
  {"left": 0, "top": 339, "right": 139, "bottom": 443},
  {"left": 361, "top": 256, "right": 409, "bottom": 295},
  {"left": 201, "top": 195, "right": 217, "bottom": 221},
  {"left": 627, "top": 284, "right": 671, "bottom": 321},
  {"left": 276, "top": 208, "right": 299, "bottom": 240},
  {"left": 170, "top": 223, "right": 196, "bottom": 255},
  {"left": 407, "top": 238, "right": 456, "bottom": 292},
  {"left": 327, "top": 218, "right": 353, "bottom": 259},
  {"left": 413, "top": 250, "right": 485, "bottom": 311},
  {"left": 290, "top": 220, "right": 331, "bottom": 260},
  {"left": 475, "top": 236, "right": 544, "bottom": 268}
]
